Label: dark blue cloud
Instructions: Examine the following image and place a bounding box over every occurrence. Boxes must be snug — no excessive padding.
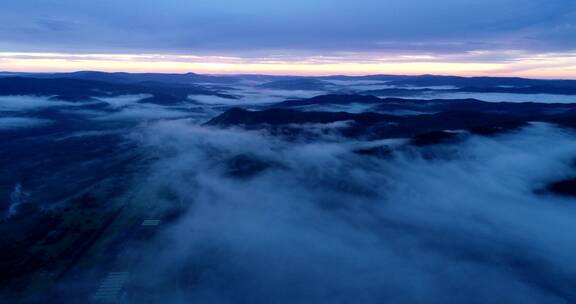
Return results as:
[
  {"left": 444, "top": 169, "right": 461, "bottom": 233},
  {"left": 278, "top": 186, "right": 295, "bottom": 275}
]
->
[{"left": 0, "top": 0, "right": 574, "bottom": 56}]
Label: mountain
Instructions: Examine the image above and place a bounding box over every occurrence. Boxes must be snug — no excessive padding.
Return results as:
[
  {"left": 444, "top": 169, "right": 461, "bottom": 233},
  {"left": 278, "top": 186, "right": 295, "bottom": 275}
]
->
[
  {"left": 316, "top": 74, "right": 410, "bottom": 81},
  {"left": 276, "top": 94, "right": 383, "bottom": 106},
  {"left": 258, "top": 78, "right": 331, "bottom": 91},
  {"left": 275, "top": 94, "right": 576, "bottom": 116},
  {"left": 205, "top": 107, "right": 399, "bottom": 127},
  {"left": 385, "top": 75, "right": 576, "bottom": 88},
  {"left": 364, "top": 86, "right": 576, "bottom": 96},
  {"left": 205, "top": 107, "right": 529, "bottom": 140},
  {"left": 0, "top": 77, "right": 235, "bottom": 102},
  {"left": 206, "top": 94, "right": 576, "bottom": 141},
  {"left": 0, "top": 71, "right": 242, "bottom": 85},
  {"left": 455, "top": 86, "right": 576, "bottom": 95},
  {"left": 3, "top": 71, "right": 576, "bottom": 90}
]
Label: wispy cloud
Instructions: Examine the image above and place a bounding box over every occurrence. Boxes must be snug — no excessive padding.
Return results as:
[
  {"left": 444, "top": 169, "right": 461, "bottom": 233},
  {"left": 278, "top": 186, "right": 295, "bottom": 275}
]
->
[
  {"left": 0, "top": 117, "right": 51, "bottom": 129},
  {"left": 0, "top": 0, "right": 574, "bottom": 77},
  {"left": 2, "top": 51, "right": 576, "bottom": 78}
]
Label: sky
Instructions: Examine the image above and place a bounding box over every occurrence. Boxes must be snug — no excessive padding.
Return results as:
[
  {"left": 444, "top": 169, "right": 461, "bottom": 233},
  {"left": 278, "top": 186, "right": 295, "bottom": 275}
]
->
[{"left": 0, "top": 0, "right": 575, "bottom": 77}]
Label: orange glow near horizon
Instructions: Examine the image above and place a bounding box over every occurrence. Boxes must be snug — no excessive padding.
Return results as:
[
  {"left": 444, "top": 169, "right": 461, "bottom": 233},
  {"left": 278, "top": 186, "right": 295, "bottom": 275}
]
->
[{"left": 1, "top": 52, "right": 575, "bottom": 79}]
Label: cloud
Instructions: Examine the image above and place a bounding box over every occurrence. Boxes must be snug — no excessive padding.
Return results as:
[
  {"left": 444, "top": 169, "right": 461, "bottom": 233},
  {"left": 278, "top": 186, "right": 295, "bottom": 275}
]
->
[
  {"left": 2, "top": 50, "right": 576, "bottom": 78},
  {"left": 90, "top": 106, "right": 196, "bottom": 121},
  {"left": 72, "top": 95, "right": 207, "bottom": 122},
  {"left": 190, "top": 95, "right": 245, "bottom": 106},
  {"left": 191, "top": 88, "right": 328, "bottom": 105},
  {"left": 112, "top": 120, "right": 576, "bottom": 303},
  {"left": 0, "top": 94, "right": 207, "bottom": 124},
  {"left": 0, "top": 117, "right": 51, "bottom": 129},
  {"left": 389, "top": 91, "right": 576, "bottom": 103},
  {"left": 0, "top": 95, "right": 76, "bottom": 112},
  {"left": 98, "top": 94, "right": 153, "bottom": 109},
  {"left": 0, "top": 0, "right": 574, "bottom": 55}
]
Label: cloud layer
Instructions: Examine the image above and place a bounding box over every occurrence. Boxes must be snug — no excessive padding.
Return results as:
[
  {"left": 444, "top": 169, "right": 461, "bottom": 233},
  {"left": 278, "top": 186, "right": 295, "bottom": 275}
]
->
[
  {"left": 0, "top": 1, "right": 575, "bottom": 77},
  {"left": 1, "top": 0, "right": 575, "bottom": 54},
  {"left": 114, "top": 120, "right": 576, "bottom": 303}
]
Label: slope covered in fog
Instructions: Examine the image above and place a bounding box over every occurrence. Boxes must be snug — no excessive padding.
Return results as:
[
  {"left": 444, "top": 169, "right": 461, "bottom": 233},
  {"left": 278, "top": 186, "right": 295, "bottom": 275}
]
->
[
  {"left": 117, "top": 119, "right": 576, "bottom": 304},
  {"left": 1, "top": 75, "right": 576, "bottom": 303}
]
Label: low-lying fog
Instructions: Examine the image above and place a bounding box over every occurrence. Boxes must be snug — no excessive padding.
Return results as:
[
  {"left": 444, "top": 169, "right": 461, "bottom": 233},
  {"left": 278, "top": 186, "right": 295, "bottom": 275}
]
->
[
  {"left": 117, "top": 120, "right": 576, "bottom": 303},
  {"left": 2, "top": 78, "right": 576, "bottom": 303},
  {"left": 407, "top": 92, "right": 576, "bottom": 104}
]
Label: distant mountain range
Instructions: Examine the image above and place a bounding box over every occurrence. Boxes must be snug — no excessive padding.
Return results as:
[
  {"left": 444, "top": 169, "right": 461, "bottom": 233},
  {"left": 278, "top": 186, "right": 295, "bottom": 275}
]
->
[
  {"left": 2, "top": 71, "right": 576, "bottom": 96},
  {"left": 275, "top": 94, "right": 576, "bottom": 114},
  {"left": 0, "top": 71, "right": 242, "bottom": 84},
  {"left": 206, "top": 94, "right": 576, "bottom": 141},
  {"left": 0, "top": 76, "right": 235, "bottom": 102}
]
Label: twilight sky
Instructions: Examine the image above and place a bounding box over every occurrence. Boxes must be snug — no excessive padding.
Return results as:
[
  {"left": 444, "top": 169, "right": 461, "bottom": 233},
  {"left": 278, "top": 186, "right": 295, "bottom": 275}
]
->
[{"left": 0, "top": 0, "right": 575, "bottom": 77}]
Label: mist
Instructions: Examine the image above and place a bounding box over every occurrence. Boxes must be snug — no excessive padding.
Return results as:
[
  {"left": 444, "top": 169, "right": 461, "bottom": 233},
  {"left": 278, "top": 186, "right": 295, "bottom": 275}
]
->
[
  {"left": 0, "top": 95, "right": 77, "bottom": 112},
  {"left": 2, "top": 0, "right": 576, "bottom": 300},
  {"left": 191, "top": 88, "right": 328, "bottom": 106},
  {"left": 424, "top": 92, "right": 576, "bottom": 104},
  {"left": 0, "top": 117, "right": 51, "bottom": 129},
  {"left": 2, "top": 76, "right": 576, "bottom": 303},
  {"left": 110, "top": 119, "right": 576, "bottom": 303}
]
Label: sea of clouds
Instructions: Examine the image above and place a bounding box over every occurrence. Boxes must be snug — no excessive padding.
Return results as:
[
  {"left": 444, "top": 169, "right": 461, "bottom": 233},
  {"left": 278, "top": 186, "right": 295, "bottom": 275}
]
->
[
  {"left": 111, "top": 119, "right": 576, "bottom": 304},
  {"left": 3, "top": 82, "right": 576, "bottom": 303}
]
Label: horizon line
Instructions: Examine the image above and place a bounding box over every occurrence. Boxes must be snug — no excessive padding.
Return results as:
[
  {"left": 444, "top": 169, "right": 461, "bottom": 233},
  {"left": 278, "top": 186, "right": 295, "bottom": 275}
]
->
[
  {"left": 2, "top": 70, "right": 576, "bottom": 81},
  {"left": 1, "top": 51, "right": 575, "bottom": 80}
]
